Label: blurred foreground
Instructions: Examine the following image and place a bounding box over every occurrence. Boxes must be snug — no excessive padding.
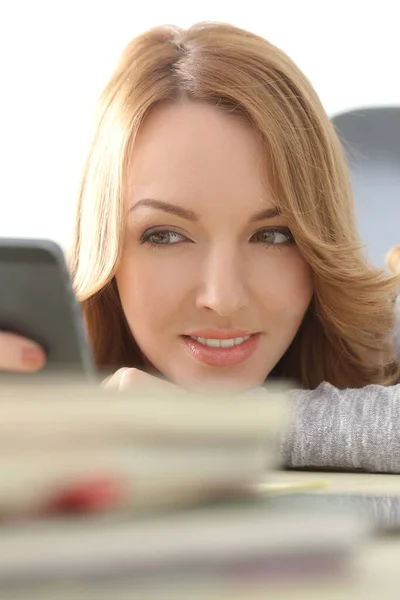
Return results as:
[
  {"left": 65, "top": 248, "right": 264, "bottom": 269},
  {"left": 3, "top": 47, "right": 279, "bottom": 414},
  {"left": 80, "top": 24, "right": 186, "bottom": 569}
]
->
[{"left": 0, "top": 380, "right": 397, "bottom": 599}]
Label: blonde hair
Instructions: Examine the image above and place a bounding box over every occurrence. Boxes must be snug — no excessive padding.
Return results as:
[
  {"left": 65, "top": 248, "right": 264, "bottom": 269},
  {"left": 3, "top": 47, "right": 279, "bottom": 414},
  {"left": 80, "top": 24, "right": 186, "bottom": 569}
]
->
[
  {"left": 387, "top": 246, "right": 400, "bottom": 275},
  {"left": 70, "top": 22, "right": 400, "bottom": 388}
]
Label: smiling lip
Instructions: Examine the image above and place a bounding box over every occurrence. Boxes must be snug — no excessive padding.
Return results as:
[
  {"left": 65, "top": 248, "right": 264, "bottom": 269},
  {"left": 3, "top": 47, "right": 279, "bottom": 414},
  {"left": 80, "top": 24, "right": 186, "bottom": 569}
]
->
[
  {"left": 182, "top": 330, "right": 261, "bottom": 367},
  {"left": 188, "top": 329, "right": 251, "bottom": 340}
]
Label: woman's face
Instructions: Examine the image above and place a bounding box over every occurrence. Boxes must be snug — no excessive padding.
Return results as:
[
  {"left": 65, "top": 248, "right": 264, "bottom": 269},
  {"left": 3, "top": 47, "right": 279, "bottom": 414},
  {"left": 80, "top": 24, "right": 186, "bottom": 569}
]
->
[{"left": 116, "top": 102, "right": 313, "bottom": 392}]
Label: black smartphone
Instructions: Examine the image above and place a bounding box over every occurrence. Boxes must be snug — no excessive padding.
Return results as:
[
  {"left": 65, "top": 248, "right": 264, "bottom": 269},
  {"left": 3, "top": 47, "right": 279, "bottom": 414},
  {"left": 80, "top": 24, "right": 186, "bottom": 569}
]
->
[{"left": 0, "top": 238, "right": 95, "bottom": 378}]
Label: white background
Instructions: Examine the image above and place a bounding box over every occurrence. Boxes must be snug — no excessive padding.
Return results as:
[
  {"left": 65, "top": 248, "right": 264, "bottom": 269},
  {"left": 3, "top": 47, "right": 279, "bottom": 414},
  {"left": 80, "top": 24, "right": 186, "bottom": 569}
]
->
[{"left": 0, "top": 0, "right": 399, "bottom": 248}]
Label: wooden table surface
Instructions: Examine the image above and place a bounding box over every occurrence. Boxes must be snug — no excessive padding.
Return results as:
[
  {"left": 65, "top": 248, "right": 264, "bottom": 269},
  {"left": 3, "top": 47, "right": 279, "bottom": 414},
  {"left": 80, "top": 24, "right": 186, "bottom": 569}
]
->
[{"left": 269, "top": 469, "right": 400, "bottom": 495}]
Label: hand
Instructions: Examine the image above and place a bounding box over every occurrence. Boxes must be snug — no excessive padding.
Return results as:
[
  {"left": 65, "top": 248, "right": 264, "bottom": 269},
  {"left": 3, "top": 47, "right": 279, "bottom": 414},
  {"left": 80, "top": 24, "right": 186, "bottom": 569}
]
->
[
  {"left": 0, "top": 331, "right": 46, "bottom": 373},
  {"left": 103, "top": 367, "right": 181, "bottom": 394}
]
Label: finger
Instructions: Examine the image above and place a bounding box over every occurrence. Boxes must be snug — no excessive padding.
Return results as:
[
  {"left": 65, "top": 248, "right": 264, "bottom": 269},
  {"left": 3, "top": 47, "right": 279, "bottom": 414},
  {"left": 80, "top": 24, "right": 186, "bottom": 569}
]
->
[
  {"left": 102, "top": 368, "right": 131, "bottom": 389},
  {"left": 119, "top": 368, "right": 150, "bottom": 391},
  {"left": 119, "top": 368, "right": 177, "bottom": 393},
  {"left": 101, "top": 375, "right": 112, "bottom": 388},
  {"left": 0, "top": 332, "right": 45, "bottom": 373}
]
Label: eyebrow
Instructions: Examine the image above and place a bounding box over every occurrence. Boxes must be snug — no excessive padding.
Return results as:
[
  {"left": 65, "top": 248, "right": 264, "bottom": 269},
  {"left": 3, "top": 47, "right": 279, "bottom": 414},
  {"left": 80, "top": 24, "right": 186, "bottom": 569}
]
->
[
  {"left": 130, "top": 199, "right": 197, "bottom": 221},
  {"left": 249, "top": 206, "right": 282, "bottom": 222},
  {"left": 129, "top": 199, "right": 282, "bottom": 222}
]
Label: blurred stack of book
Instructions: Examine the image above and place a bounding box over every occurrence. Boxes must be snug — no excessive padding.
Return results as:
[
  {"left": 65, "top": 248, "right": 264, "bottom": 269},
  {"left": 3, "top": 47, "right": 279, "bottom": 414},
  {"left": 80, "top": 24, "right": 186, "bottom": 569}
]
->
[{"left": 0, "top": 382, "right": 369, "bottom": 598}]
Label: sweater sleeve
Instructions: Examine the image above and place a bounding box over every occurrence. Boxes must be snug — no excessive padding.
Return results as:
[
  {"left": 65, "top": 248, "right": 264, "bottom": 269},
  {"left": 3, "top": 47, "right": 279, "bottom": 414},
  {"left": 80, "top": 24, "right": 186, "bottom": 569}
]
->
[
  {"left": 281, "top": 298, "right": 400, "bottom": 473},
  {"left": 281, "top": 382, "right": 400, "bottom": 472}
]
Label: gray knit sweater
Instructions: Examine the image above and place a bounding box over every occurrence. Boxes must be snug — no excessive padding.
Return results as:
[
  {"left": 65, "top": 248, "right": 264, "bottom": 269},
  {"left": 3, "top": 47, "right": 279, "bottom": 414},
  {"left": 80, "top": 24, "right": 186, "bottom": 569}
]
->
[{"left": 281, "top": 299, "right": 400, "bottom": 473}]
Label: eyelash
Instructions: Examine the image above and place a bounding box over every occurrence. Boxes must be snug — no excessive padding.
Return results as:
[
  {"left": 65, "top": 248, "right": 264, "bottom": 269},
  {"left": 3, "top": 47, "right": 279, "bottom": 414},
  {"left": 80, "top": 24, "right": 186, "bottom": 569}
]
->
[
  {"left": 250, "top": 227, "right": 294, "bottom": 247},
  {"left": 140, "top": 229, "right": 188, "bottom": 248},
  {"left": 140, "top": 227, "right": 294, "bottom": 249}
]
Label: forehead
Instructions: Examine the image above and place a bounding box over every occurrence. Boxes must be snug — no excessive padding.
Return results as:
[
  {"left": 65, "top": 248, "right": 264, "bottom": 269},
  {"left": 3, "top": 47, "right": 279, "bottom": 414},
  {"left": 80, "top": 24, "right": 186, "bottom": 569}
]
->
[{"left": 127, "top": 101, "right": 275, "bottom": 214}]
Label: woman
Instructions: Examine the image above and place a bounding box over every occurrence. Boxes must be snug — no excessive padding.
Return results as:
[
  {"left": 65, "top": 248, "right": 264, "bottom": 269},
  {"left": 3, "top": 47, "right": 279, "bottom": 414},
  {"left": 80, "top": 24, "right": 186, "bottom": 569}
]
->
[{"left": 1, "top": 23, "right": 400, "bottom": 471}]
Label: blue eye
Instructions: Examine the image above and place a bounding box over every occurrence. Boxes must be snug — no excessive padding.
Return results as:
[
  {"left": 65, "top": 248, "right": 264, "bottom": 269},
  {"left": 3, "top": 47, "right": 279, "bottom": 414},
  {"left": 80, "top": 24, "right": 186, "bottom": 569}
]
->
[
  {"left": 141, "top": 229, "right": 185, "bottom": 246},
  {"left": 251, "top": 228, "right": 293, "bottom": 245}
]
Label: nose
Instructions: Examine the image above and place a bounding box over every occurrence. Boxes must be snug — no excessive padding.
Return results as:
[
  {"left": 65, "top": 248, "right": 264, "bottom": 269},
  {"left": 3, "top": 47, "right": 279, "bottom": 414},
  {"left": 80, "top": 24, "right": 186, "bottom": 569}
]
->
[{"left": 195, "top": 247, "right": 249, "bottom": 316}]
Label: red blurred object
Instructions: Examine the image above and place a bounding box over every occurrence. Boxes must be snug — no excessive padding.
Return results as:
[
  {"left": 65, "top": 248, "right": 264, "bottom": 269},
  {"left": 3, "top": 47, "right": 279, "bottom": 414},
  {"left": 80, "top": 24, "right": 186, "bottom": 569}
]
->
[{"left": 45, "top": 475, "right": 124, "bottom": 514}]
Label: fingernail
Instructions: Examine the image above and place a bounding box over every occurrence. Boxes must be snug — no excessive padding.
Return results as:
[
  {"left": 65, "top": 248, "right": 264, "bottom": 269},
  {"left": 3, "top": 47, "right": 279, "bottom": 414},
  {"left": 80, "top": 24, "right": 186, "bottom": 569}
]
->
[{"left": 21, "top": 346, "right": 44, "bottom": 367}]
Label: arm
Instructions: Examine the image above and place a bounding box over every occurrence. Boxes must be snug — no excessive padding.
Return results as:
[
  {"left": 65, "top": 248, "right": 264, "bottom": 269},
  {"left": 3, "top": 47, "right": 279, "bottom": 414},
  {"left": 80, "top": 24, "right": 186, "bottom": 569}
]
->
[
  {"left": 281, "top": 382, "right": 400, "bottom": 473},
  {"left": 281, "top": 298, "right": 400, "bottom": 473}
]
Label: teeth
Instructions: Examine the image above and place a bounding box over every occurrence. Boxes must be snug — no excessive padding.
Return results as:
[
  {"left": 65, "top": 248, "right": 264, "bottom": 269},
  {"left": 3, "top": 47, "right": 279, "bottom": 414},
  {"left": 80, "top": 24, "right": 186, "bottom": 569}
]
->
[
  {"left": 220, "top": 339, "right": 235, "bottom": 348},
  {"left": 206, "top": 338, "right": 221, "bottom": 348},
  {"left": 190, "top": 335, "right": 251, "bottom": 348}
]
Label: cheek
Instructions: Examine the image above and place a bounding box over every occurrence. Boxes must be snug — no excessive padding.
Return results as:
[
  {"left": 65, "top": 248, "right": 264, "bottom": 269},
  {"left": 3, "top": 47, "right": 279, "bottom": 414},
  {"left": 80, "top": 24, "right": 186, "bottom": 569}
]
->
[
  {"left": 115, "top": 252, "right": 195, "bottom": 327},
  {"left": 254, "top": 252, "right": 313, "bottom": 320}
]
